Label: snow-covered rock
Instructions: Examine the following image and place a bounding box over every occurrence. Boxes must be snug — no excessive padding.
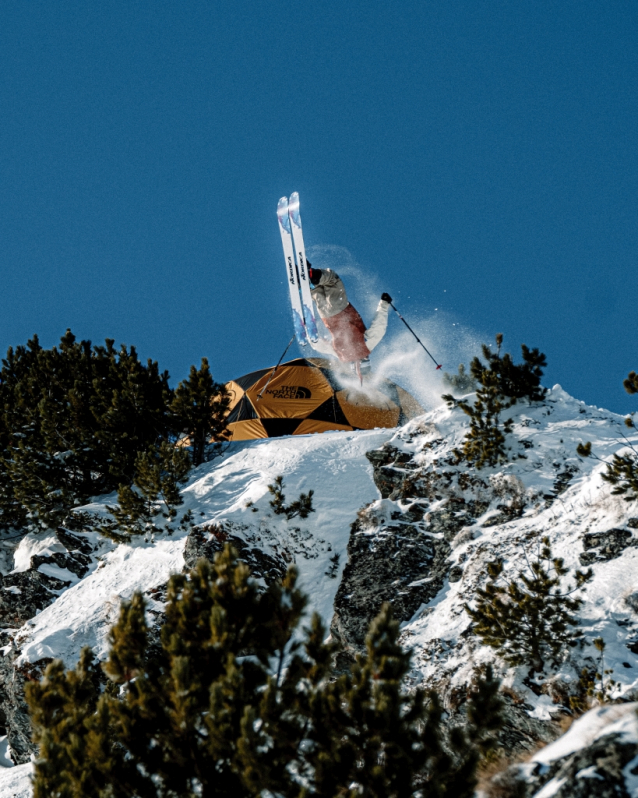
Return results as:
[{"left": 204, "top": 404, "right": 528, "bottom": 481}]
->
[{"left": 485, "top": 703, "right": 638, "bottom": 796}]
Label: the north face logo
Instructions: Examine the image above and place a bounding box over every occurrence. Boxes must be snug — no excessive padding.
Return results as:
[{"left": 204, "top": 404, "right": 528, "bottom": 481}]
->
[{"left": 266, "top": 385, "right": 312, "bottom": 400}]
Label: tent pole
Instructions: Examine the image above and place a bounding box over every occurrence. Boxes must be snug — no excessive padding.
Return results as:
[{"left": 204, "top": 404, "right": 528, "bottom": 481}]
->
[{"left": 256, "top": 336, "right": 296, "bottom": 401}]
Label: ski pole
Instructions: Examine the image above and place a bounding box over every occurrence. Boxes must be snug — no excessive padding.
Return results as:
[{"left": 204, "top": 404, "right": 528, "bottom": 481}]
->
[
  {"left": 389, "top": 303, "right": 442, "bottom": 370},
  {"left": 256, "top": 335, "right": 295, "bottom": 401}
]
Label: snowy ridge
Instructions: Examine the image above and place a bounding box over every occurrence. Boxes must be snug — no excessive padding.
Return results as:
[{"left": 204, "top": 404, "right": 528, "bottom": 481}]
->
[
  {"left": 2, "top": 385, "right": 638, "bottom": 795},
  {"left": 392, "top": 386, "right": 638, "bottom": 713}
]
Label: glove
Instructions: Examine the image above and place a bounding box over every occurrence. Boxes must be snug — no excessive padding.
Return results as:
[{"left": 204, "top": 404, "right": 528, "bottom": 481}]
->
[
  {"left": 381, "top": 292, "right": 392, "bottom": 303},
  {"left": 309, "top": 267, "right": 322, "bottom": 286}
]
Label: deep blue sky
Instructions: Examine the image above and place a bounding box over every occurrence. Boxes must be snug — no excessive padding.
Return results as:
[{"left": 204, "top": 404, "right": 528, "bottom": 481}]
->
[{"left": 0, "top": 1, "right": 636, "bottom": 412}]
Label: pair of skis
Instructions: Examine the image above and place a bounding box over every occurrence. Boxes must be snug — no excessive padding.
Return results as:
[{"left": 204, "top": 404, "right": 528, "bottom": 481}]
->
[{"left": 277, "top": 193, "right": 318, "bottom": 346}]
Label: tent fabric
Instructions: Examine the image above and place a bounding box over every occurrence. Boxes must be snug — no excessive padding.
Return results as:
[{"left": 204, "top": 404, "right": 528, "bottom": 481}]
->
[{"left": 224, "top": 358, "right": 423, "bottom": 441}]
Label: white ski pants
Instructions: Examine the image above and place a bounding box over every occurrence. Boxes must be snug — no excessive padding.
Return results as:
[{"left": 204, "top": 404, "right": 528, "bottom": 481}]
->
[{"left": 309, "top": 299, "right": 390, "bottom": 357}]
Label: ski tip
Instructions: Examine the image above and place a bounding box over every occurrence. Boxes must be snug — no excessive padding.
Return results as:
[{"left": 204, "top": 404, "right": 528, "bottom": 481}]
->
[
  {"left": 277, "top": 196, "right": 288, "bottom": 214},
  {"left": 288, "top": 192, "right": 299, "bottom": 211}
]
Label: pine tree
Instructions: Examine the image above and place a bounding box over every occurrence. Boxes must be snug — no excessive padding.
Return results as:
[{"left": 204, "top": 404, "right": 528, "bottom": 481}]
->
[
  {"left": 0, "top": 330, "right": 176, "bottom": 532},
  {"left": 0, "top": 335, "right": 47, "bottom": 530},
  {"left": 578, "top": 358, "right": 638, "bottom": 503},
  {"left": 570, "top": 637, "right": 618, "bottom": 711},
  {"left": 300, "top": 605, "right": 503, "bottom": 798},
  {"left": 451, "top": 370, "right": 514, "bottom": 468},
  {"left": 0, "top": 331, "right": 235, "bottom": 536},
  {"left": 268, "top": 475, "right": 287, "bottom": 515},
  {"left": 469, "top": 334, "right": 547, "bottom": 403},
  {"left": 623, "top": 370, "right": 638, "bottom": 395},
  {"left": 27, "top": 545, "right": 503, "bottom": 798},
  {"left": 90, "top": 338, "right": 173, "bottom": 485},
  {"left": 109, "top": 441, "right": 191, "bottom": 536},
  {"left": 443, "top": 335, "right": 547, "bottom": 470},
  {"left": 267, "top": 475, "right": 315, "bottom": 520},
  {"left": 601, "top": 452, "right": 638, "bottom": 501},
  {"left": 26, "top": 648, "right": 109, "bottom": 798},
  {"left": 579, "top": 442, "right": 638, "bottom": 501},
  {"left": 442, "top": 363, "right": 477, "bottom": 394},
  {"left": 133, "top": 441, "right": 191, "bottom": 522},
  {"left": 466, "top": 537, "right": 593, "bottom": 673},
  {"left": 171, "top": 357, "right": 230, "bottom": 466}
]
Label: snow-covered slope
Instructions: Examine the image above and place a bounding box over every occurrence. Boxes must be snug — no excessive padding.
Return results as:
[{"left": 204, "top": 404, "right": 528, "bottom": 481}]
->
[
  {"left": 391, "top": 386, "right": 638, "bottom": 711},
  {"left": 2, "top": 384, "right": 638, "bottom": 796},
  {"left": 10, "top": 427, "right": 389, "bottom": 672}
]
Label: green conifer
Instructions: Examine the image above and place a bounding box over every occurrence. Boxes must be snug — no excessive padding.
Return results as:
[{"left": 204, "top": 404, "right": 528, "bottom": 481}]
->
[
  {"left": 0, "top": 330, "right": 175, "bottom": 531},
  {"left": 171, "top": 357, "right": 230, "bottom": 466},
  {"left": 570, "top": 637, "right": 618, "bottom": 711},
  {"left": 442, "top": 363, "right": 477, "bottom": 394},
  {"left": 599, "top": 370, "right": 638, "bottom": 498},
  {"left": 469, "top": 335, "right": 547, "bottom": 403},
  {"left": 466, "top": 537, "right": 593, "bottom": 673},
  {"left": 109, "top": 441, "right": 191, "bottom": 536},
  {"left": 452, "top": 370, "right": 514, "bottom": 468},
  {"left": 26, "top": 648, "right": 108, "bottom": 798},
  {"left": 267, "top": 475, "right": 315, "bottom": 520},
  {"left": 443, "top": 335, "right": 547, "bottom": 470},
  {"left": 576, "top": 428, "right": 638, "bottom": 502},
  {"left": 578, "top": 437, "right": 638, "bottom": 503},
  {"left": 623, "top": 370, "right": 638, "bottom": 395},
  {"left": 27, "top": 545, "right": 503, "bottom": 798},
  {"left": 268, "top": 475, "right": 287, "bottom": 514},
  {"left": 601, "top": 452, "right": 638, "bottom": 501}
]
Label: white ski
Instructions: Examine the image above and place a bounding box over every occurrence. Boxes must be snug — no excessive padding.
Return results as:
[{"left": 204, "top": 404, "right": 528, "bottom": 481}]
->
[
  {"left": 288, "top": 192, "right": 319, "bottom": 341},
  {"left": 277, "top": 196, "right": 307, "bottom": 346}
]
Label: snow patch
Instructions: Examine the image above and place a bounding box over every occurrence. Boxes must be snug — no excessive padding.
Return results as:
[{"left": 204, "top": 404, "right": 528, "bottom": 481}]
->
[
  {"left": 532, "top": 704, "right": 638, "bottom": 764},
  {"left": 16, "top": 537, "right": 187, "bottom": 666},
  {"left": 12, "top": 530, "right": 66, "bottom": 573},
  {"left": 0, "top": 736, "right": 14, "bottom": 768},
  {"left": 0, "top": 763, "right": 32, "bottom": 796}
]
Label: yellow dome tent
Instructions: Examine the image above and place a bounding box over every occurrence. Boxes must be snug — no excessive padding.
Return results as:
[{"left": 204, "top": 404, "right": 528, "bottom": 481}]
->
[{"left": 224, "top": 357, "right": 423, "bottom": 440}]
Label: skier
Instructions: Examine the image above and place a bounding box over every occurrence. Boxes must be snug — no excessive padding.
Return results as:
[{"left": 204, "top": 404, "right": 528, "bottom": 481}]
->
[{"left": 306, "top": 263, "right": 392, "bottom": 374}]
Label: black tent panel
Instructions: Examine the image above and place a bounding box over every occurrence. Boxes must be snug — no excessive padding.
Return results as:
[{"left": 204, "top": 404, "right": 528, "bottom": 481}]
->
[
  {"left": 233, "top": 368, "right": 273, "bottom": 391},
  {"left": 227, "top": 394, "right": 258, "bottom": 423},
  {"left": 261, "top": 418, "right": 303, "bottom": 437},
  {"left": 305, "top": 396, "right": 350, "bottom": 426},
  {"left": 282, "top": 358, "right": 315, "bottom": 368}
]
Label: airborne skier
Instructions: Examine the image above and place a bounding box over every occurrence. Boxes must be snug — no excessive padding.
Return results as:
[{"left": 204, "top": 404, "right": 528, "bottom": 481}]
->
[
  {"left": 307, "top": 264, "right": 392, "bottom": 373},
  {"left": 277, "top": 192, "right": 394, "bottom": 376}
]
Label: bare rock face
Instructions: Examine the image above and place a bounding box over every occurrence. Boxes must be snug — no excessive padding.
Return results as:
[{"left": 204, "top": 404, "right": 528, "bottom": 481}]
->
[
  {"left": 0, "top": 570, "right": 66, "bottom": 629},
  {"left": 0, "top": 528, "right": 93, "bottom": 629},
  {"left": 525, "top": 735, "right": 638, "bottom": 798},
  {"left": 331, "top": 443, "right": 489, "bottom": 659},
  {"left": 331, "top": 512, "right": 450, "bottom": 657},
  {"left": 365, "top": 444, "right": 415, "bottom": 499},
  {"left": 579, "top": 528, "right": 635, "bottom": 565},
  {"left": 332, "top": 438, "right": 587, "bottom": 763}
]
